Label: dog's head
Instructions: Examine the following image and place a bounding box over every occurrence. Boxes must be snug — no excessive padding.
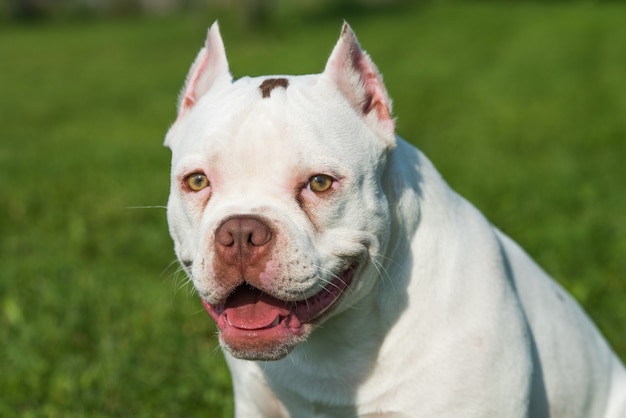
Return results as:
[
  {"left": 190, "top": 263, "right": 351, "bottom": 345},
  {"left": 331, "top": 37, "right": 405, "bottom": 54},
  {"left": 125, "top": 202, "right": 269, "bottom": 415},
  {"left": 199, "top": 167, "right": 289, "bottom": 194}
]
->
[{"left": 165, "top": 22, "right": 396, "bottom": 360}]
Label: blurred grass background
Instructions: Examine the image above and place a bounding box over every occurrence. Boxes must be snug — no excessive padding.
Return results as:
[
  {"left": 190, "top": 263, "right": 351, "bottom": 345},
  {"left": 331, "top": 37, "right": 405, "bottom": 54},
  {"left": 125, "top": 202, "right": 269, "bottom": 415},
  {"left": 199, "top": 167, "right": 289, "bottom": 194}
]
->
[{"left": 1, "top": 1, "right": 625, "bottom": 416}]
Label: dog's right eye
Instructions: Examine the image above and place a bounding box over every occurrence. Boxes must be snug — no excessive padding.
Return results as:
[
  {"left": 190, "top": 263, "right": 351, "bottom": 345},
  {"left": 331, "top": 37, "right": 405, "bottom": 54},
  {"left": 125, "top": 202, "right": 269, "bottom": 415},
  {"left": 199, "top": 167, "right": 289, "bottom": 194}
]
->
[{"left": 186, "top": 173, "right": 210, "bottom": 191}]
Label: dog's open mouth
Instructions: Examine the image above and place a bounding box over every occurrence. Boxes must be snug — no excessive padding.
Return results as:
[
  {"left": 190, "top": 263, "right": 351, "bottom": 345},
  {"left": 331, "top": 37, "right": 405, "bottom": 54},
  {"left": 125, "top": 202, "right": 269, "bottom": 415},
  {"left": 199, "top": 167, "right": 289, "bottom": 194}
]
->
[
  {"left": 203, "top": 264, "right": 357, "bottom": 331},
  {"left": 201, "top": 264, "right": 357, "bottom": 358}
]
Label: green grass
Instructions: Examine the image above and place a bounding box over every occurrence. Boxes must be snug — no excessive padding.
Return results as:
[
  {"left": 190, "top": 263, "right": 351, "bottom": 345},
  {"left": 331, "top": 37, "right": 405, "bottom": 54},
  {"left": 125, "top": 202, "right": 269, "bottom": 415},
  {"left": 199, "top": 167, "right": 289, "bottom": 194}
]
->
[{"left": 1, "top": 3, "right": 625, "bottom": 416}]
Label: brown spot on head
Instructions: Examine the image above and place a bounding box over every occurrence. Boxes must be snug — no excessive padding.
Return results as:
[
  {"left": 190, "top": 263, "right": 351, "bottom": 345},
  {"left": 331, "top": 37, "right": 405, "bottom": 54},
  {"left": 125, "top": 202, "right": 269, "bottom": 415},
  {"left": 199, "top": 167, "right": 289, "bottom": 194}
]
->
[{"left": 259, "top": 78, "right": 289, "bottom": 98}]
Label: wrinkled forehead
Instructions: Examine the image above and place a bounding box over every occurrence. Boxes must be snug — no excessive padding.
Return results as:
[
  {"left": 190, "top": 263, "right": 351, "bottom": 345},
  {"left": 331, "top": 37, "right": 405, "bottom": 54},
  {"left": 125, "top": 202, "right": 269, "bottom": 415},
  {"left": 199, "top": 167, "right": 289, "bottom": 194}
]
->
[{"left": 171, "top": 73, "right": 380, "bottom": 168}]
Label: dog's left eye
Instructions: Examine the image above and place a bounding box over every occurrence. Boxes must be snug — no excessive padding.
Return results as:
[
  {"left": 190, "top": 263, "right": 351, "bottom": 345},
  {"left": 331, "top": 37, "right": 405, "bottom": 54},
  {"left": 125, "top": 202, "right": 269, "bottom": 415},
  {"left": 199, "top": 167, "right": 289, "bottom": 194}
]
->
[
  {"left": 308, "top": 174, "right": 334, "bottom": 193},
  {"left": 186, "top": 173, "right": 210, "bottom": 191}
]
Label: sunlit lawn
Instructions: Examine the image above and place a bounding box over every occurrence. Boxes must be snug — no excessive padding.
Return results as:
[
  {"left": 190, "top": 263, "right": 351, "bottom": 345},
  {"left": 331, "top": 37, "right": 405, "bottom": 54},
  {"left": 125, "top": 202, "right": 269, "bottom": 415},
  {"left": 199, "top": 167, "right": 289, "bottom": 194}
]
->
[{"left": 1, "top": 3, "right": 625, "bottom": 416}]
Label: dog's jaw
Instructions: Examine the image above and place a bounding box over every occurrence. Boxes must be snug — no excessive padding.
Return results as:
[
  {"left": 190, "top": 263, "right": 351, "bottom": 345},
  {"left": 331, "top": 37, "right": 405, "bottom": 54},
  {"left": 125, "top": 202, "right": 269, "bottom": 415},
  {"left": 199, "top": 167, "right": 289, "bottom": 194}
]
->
[{"left": 201, "top": 264, "right": 358, "bottom": 361}]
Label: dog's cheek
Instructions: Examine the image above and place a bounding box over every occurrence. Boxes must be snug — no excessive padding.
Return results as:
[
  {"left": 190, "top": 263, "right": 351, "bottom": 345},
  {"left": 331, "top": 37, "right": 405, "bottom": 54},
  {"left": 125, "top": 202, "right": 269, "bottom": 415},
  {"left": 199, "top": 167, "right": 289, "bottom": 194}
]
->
[
  {"left": 300, "top": 176, "right": 358, "bottom": 227},
  {"left": 167, "top": 193, "right": 201, "bottom": 266}
]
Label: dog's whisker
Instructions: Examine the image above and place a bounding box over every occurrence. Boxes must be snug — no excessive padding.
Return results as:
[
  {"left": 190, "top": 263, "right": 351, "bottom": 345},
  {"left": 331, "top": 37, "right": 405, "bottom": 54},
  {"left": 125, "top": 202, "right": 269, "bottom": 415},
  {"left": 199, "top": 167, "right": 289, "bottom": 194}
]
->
[{"left": 161, "top": 258, "right": 183, "bottom": 278}]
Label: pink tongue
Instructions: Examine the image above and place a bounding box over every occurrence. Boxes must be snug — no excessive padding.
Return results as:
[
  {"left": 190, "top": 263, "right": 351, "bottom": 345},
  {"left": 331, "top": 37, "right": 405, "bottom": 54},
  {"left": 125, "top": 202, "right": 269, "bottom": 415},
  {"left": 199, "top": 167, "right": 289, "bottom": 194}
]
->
[{"left": 225, "top": 286, "right": 291, "bottom": 330}]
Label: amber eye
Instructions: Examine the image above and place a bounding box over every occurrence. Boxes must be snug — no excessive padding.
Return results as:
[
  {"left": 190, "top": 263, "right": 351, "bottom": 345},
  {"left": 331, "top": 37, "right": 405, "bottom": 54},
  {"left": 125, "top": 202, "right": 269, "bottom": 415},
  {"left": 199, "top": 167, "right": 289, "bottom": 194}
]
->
[
  {"left": 308, "top": 174, "right": 334, "bottom": 193},
  {"left": 186, "top": 173, "right": 210, "bottom": 191}
]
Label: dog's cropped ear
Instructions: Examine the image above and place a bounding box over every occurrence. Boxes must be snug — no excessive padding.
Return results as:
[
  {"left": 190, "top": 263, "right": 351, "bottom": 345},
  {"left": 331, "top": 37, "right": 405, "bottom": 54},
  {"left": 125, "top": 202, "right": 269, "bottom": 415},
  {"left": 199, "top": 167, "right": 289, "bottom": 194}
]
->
[
  {"left": 324, "top": 23, "right": 395, "bottom": 146},
  {"left": 177, "top": 21, "right": 232, "bottom": 119}
]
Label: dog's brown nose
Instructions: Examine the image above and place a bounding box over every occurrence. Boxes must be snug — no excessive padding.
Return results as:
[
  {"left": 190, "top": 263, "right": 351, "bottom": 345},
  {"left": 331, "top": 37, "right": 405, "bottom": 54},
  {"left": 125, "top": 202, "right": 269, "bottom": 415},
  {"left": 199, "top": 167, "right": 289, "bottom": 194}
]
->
[{"left": 215, "top": 216, "right": 272, "bottom": 269}]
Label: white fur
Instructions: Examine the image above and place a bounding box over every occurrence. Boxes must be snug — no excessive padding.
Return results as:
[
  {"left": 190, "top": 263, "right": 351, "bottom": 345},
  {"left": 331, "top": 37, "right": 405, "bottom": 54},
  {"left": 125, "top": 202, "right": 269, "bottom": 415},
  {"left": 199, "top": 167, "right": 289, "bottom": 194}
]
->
[{"left": 165, "top": 23, "right": 626, "bottom": 417}]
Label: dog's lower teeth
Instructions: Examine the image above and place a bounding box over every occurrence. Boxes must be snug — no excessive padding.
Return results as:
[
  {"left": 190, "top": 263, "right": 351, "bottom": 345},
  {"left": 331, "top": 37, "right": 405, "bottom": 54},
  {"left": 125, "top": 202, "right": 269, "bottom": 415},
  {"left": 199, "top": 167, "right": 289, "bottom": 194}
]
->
[{"left": 270, "top": 317, "right": 280, "bottom": 327}]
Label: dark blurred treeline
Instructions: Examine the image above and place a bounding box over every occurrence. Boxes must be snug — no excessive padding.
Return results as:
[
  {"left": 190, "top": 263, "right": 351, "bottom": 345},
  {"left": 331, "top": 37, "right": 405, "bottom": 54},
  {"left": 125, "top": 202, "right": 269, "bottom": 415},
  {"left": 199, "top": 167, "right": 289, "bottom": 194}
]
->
[
  {"left": 6, "top": 0, "right": 616, "bottom": 25},
  {"left": 2, "top": 0, "right": 413, "bottom": 22}
]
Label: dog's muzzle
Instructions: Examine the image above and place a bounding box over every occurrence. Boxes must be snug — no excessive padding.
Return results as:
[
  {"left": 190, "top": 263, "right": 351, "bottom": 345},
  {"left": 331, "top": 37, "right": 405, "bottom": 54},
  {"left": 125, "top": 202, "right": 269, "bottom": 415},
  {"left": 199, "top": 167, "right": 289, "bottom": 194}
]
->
[{"left": 199, "top": 215, "right": 358, "bottom": 359}]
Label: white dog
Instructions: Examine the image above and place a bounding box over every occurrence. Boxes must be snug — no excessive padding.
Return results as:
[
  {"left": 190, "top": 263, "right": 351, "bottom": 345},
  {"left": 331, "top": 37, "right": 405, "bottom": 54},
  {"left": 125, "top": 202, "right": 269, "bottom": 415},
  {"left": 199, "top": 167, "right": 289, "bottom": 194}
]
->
[{"left": 164, "top": 22, "right": 626, "bottom": 417}]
